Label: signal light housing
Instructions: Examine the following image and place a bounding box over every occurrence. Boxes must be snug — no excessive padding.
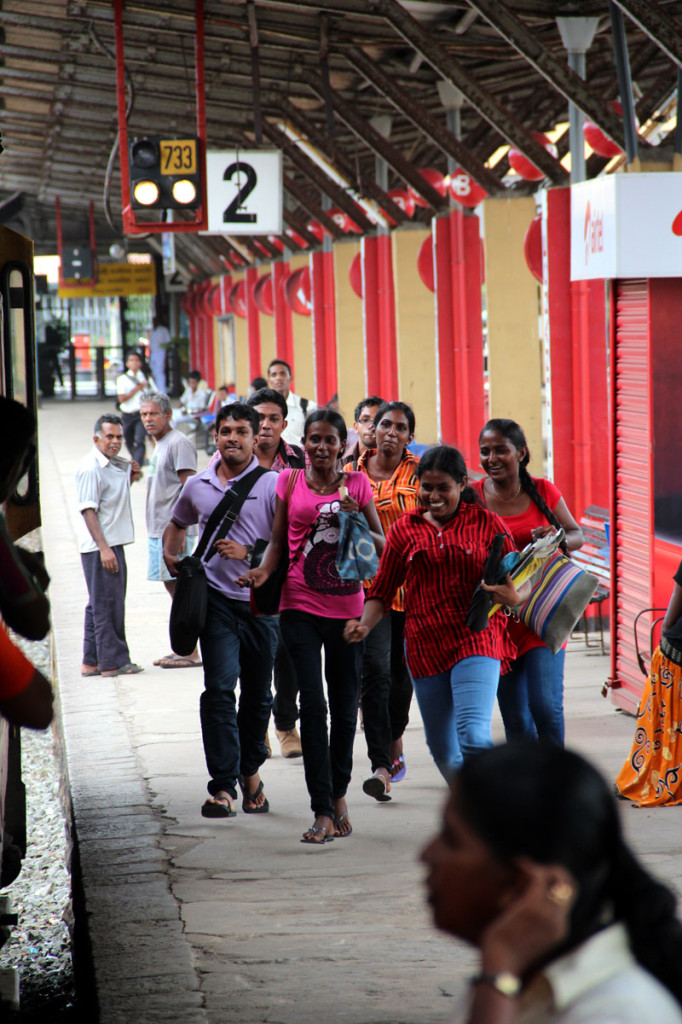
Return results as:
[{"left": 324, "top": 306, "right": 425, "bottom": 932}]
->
[{"left": 128, "top": 136, "right": 201, "bottom": 212}]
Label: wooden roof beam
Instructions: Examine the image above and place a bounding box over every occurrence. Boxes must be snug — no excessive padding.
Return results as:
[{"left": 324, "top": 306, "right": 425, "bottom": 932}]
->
[
  {"left": 260, "top": 119, "right": 377, "bottom": 233},
  {"left": 278, "top": 99, "right": 408, "bottom": 223},
  {"left": 299, "top": 69, "right": 448, "bottom": 210},
  {"left": 373, "top": 0, "right": 568, "bottom": 184},
  {"left": 465, "top": 0, "right": 629, "bottom": 151},
  {"left": 342, "top": 45, "right": 504, "bottom": 196},
  {"left": 612, "top": 0, "right": 682, "bottom": 70},
  {"left": 282, "top": 176, "right": 346, "bottom": 240}
]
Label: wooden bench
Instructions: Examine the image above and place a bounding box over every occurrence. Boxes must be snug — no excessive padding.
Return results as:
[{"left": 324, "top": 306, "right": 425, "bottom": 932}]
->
[{"left": 572, "top": 505, "right": 610, "bottom": 654}]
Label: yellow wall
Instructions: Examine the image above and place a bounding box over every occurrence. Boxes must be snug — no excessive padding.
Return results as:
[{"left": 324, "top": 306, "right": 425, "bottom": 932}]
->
[
  {"left": 392, "top": 228, "right": 438, "bottom": 445},
  {"left": 483, "top": 197, "right": 543, "bottom": 466},
  {"left": 289, "top": 252, "right": 315, "bottom": 403},
  {"left": 333, "top": 238, "right": 363, "bottom": 425}
]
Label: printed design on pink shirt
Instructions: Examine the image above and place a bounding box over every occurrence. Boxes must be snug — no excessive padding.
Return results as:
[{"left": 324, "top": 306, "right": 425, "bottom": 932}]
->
[{"left": 300, "top": 499, "right": 361, "bottom": 596}]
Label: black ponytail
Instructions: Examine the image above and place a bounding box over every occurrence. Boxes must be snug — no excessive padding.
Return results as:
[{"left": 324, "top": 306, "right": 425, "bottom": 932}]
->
[
  {"left": 609, "top": 840, "right": 682, "bottom": 1004},
  {"left": 481, "top": 418, "right": 567, "bottom": 554}
]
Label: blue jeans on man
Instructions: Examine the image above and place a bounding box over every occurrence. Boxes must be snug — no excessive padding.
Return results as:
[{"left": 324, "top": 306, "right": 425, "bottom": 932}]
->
[{"left": 199, "top": 587, "right": 277, "bottom": 801}]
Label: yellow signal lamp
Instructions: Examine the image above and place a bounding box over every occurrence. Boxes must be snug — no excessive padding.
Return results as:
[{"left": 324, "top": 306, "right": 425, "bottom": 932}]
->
[
  {"left": 133, "top": 180, "right": 161, "bottom": 206},
  {"left": 172, "top": 178, "right": 197, "bottom": 205}
]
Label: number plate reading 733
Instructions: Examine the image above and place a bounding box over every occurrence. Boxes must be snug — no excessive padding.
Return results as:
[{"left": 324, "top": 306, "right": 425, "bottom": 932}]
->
[{"left": 159, "top": 140, "right": 197, "bottom": 175}]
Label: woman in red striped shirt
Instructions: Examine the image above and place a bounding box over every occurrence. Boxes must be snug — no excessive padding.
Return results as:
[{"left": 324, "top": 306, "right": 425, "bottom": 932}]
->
[{"left": 344, "top": 446, "right": 530, "bottom": 779}]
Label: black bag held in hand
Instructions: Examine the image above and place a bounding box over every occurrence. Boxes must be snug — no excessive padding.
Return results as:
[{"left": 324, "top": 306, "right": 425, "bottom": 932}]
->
[
  {"left": 466, "top": 533, "right": 507, "bottom": 633},
  {"left": 169, "top": 466, "right": 268, "bottom": 655},
  {"left": 249, "top": 538, "right": 289, "bottom": 616}
]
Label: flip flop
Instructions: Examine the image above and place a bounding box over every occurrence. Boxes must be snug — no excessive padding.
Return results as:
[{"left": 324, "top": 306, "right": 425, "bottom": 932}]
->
[
  {"left": 101, "top": 663, "right": 144, "bottom": 677},
  {"left": 201, "top": 796, "right": 236, "bottom": 818},
  {"left": 160, "top": 656, "right": 202, "bottom": 669},
  {"left": 238, "top": 776, "right": 270, "bottom": 814},
  {"left": 333, "top": 811, "right": 353, "bottom": 838},
  {"left": 80, "top": 667, "right": 100, "bottom": 677},
  {"left": 300, "top": 825, "right": 334, "bottom": 845},
  {"left": 362, "top": 770, "right": 392, "bottom": 802}
]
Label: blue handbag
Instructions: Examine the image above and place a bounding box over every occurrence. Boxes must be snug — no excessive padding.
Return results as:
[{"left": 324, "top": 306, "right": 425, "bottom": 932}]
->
[{"left": 335, "top": 509, "right": 379, "bottom": 581}]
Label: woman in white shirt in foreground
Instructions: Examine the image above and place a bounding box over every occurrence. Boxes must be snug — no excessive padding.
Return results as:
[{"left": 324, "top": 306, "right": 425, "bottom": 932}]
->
[{"left": 422, "top": 742, "right": 682, "bottom": 1024}]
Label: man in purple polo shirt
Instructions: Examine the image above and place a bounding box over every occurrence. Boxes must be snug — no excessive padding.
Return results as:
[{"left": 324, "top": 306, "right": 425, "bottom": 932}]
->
[{"left": 163, "top": 403, "right": 277, "bottom": 819}]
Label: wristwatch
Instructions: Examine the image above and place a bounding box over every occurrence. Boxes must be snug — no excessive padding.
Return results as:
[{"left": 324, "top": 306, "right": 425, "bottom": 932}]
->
[
  {"left": 470, "top": 971, "right": 522, "bottom": 997},
  {"left": 244, "top": 543, "right": 254, "bottom": 560}
]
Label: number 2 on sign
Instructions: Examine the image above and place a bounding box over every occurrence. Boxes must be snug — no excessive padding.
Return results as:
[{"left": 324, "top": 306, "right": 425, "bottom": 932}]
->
[{"left": 223, "top": 162, "right": 257, "bottom": 223}]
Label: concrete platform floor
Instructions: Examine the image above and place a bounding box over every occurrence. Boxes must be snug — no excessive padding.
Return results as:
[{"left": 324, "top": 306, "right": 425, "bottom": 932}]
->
[{"left": 37, "top": 398, "right": 681, "bottom": 1024}]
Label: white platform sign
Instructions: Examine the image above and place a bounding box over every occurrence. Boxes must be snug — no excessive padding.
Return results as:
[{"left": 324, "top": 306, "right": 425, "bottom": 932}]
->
[
  {"left": 571, "top": 173, "right": 682, "bottom": 280},
  {"left": 205, "top": 150, "right": 282, "bottom": 235}
]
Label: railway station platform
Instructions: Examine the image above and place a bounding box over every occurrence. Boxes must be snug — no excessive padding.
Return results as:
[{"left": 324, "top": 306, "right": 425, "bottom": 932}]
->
[{"left": 37, "top": 398, "right": 682, "bottom": 1024}]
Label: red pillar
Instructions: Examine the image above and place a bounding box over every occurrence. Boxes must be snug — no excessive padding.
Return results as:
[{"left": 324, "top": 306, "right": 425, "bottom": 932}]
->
[
  {"left": 434, "top": 216, "right": 457, "bottom": 445},
  {"left": 362, "top": 234, "right": 397, "bottom": 399},
  {"left": 186, "top": 286, "right": 199, "bottom": 370},
  {"left": 377, "top": 233, "right": 398, "bottom": 399},
  {"left": 272, "top": 261, "right": 294, "bottom": 370},
  {"left": 310, "top": 250, "right": 338, "bottom": 405},
  {"left": 545, "top": 188, "right": 609, "bottom": 514},
  {"left": 244, "top": 267, "right": 261, "bottom": 383},
  {"left": 362, "top": 236, "right": 380, "bottom": 397},
  {"left": 434, "top": 210, "right": 484, "bottom": 465}
]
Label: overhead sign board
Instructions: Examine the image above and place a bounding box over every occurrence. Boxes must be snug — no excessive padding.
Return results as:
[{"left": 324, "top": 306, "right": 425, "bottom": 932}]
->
[
  {"left": 205, "top": 149, "right": 283, "bottom": 235},
  {"left": 58, "top": 261, "right": 156, "bottom": 298},
  {"left": 571, "top": 173, "right": 682, "bottom": 280}
]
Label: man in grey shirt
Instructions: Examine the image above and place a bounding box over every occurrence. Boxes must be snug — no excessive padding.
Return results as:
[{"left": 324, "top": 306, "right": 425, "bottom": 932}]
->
[
  {"left": 140, "top": 390, "right": 199, "bottom": 668},
  {"left": 75, "top": 414, "right": 143, "bottom": 677}
]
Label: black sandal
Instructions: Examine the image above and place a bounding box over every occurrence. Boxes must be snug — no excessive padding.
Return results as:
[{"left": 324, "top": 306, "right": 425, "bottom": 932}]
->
[
  {"left": 238, "top": 776, "right": 270, "bottom": 814},
  {"left": 300, "top": 825, "right": 334, "bottom": 845}
]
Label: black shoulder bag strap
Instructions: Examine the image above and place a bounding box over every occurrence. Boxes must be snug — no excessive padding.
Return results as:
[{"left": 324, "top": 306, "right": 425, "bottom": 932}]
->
[
  {"left": 284, "top": 443, "right": 306, "bottom": 469},
  {"left": 193, "top": 465, "right": 269, "bottom": 563}
]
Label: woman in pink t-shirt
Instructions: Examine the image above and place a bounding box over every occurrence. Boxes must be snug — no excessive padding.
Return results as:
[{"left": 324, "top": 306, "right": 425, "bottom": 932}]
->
[
  {"left": 240, "top": 409, "right": 383, "bottom": 845},
  {"left": 473, "top": 419, "right": 584, "bottom": 746}
]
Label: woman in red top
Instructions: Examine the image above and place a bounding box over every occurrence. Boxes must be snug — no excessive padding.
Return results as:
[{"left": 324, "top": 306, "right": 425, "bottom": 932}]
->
[
  {"left": 474, "top": 419, "right": 584, "bottom": 746},
  {"left": 344, "top": 446, "right": 529, "bottom": 780}
]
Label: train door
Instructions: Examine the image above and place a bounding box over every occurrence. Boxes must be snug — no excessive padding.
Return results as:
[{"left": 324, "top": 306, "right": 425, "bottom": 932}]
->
[{"left": 0, "top": 223, "right": 39, "bottom": 894}]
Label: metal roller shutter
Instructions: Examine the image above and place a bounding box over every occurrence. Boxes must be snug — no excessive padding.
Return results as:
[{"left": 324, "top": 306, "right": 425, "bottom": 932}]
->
[{"left": 610, "top": 279, "right": 652, "bottom": 712}]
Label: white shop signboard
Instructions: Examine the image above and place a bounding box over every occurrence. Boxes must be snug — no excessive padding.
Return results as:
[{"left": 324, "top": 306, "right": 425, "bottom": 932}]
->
[
  {"left": 570, "top": 173, "right": 682, "bottom": 280},
  {"left": 205, "top": 149, "right": 283, "bottom": 234}
]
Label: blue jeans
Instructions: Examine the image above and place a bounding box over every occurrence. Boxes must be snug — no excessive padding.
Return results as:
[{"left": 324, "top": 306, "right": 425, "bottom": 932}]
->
[
  {"left": 497, "top": 646, "right": 566, "bottom": 747},
  {"left": 199, "top": 588, "right": 276, "bottom": 800},
  {"left": 411, "top": 656, "right": 500, "bottom": 781}
]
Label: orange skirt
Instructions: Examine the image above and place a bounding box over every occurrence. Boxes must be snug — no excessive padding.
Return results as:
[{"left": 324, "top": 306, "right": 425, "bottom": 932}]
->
[{"left": 615, "top": 637, "right": 682, "bottom": 807}]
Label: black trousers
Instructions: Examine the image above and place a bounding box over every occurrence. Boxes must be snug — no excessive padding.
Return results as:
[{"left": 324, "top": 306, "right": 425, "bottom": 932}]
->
[
  {"left": 280, "top": 610, "right": 359, "bottom": 820},
  {"left": 121, "top": 411, "right": 147, "bottom": 465},
  {"left": 81, "top": 545, "right": 131, "bottom": 672},
  {"left": 361, "top": 609, "right": 413, "bottom": 772},
  {"left": 272, "top": 621, "right": 299, "bottom": 731}
]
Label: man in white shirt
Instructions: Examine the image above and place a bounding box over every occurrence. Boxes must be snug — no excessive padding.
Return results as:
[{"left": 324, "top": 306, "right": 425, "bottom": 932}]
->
[
  {"left": 266, "top": 358, "right": 316, "bottom": 445},
  {"left": 140, "top": 390, "right": 200, "bottom": 668},
  {"left": 116, "top": 350, "right": 154, "bottom": 465},
  {"left": 174, "top": 370, "right": 210, "bottom": 434},
  {"left": 75, "top": 414, "right": 143, "bottom": 677},
  {"left": 147, "top": 316, "right": 171, "bottom": 394}
]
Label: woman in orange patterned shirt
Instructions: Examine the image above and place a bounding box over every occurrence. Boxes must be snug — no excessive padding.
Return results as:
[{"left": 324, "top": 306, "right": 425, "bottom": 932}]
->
[{"left": 344, "top": 401, "right": 420, "bottom": 801}]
